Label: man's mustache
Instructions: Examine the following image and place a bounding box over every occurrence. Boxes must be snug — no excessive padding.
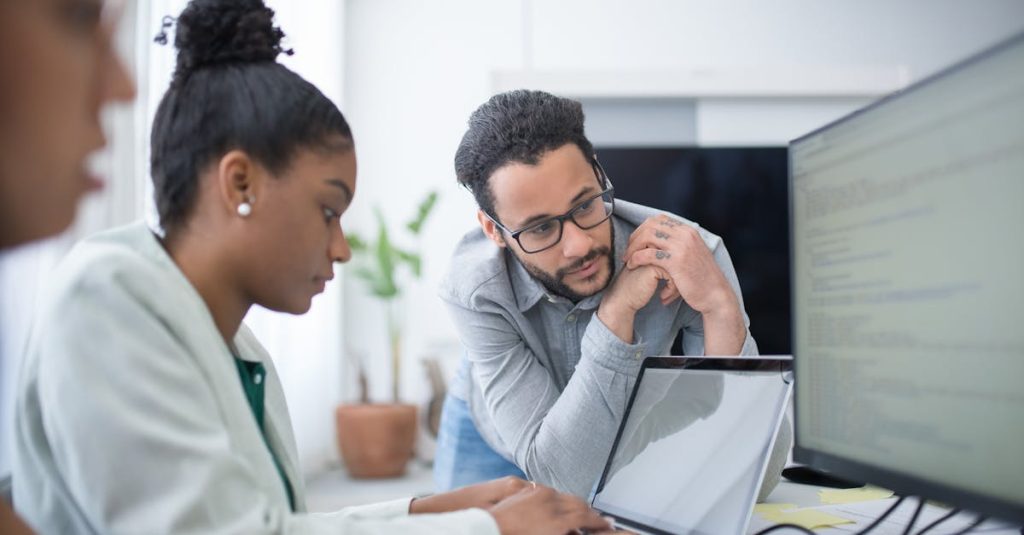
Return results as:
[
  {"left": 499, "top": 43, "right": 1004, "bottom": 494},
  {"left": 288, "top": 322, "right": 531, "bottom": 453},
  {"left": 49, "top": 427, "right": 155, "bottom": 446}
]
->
[{"left": 556, "top": 246, "right": 611, "bottom": 279}]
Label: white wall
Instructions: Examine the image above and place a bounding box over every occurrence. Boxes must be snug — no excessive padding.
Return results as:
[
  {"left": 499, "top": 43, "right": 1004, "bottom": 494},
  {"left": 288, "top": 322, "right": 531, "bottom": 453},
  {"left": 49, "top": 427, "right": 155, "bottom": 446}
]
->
[
  {"left": 340, "top": 0, "right": 1024, "bottom": 409},
  {"left": 341, "top": 0, "right": 526, "bottom": 405},
  {"left": 528, "top": 0, "right": 1022, "bottom": 76}
]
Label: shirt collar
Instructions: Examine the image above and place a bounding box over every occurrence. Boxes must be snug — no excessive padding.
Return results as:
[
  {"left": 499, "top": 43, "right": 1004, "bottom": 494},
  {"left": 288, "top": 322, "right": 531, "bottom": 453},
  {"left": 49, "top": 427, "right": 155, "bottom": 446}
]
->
[{"left": 509, "top": 216, "right": 630, "bottom": 312}]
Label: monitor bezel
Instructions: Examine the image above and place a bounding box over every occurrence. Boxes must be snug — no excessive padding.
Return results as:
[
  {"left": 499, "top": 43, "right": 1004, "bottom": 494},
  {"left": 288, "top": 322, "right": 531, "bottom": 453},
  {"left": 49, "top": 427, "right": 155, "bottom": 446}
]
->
[{"left": 788, "top": 31, "right": 1024, "bottom": 525}]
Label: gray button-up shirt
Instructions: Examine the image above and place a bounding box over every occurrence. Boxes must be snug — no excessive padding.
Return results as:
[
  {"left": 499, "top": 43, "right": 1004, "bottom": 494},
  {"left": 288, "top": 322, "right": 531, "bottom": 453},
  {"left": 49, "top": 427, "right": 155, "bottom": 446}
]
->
[{"left": 441, "top": 200, "right": 785, "bottom": 497}]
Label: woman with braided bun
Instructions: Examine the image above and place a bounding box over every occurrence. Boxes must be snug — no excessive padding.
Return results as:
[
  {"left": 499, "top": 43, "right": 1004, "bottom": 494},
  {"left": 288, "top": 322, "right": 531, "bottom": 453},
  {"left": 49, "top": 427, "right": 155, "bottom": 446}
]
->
[{"left": 11, "top": 1, "right": 619, "bottom": 533}]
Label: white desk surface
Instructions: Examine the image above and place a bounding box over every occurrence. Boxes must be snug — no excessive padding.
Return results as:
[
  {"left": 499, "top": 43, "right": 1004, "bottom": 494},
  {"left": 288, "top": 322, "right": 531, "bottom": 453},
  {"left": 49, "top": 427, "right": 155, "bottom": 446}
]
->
[
  {"left": 306, "top": 464, "right": 1021, "bottom": 535},
  {"left": 750, "top": 480, "right": 1021, "bottom": 535}
]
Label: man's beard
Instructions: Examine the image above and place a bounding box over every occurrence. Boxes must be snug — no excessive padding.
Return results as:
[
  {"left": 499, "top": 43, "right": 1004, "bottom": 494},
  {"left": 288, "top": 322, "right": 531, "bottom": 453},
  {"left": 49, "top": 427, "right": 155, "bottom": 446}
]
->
[{"left": 512, "top": 224, "right": 616, "bottom": 303}]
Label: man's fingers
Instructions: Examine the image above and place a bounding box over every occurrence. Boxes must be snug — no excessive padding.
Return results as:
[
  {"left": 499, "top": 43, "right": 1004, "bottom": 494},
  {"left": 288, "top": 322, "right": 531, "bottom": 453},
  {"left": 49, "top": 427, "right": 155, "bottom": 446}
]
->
[
  {"left": 625, "top": 247, "right": 674, "bottom": 270},
  {"left": 624, "top": 224, "right": 674, "bottom": 260},
  {"left": 625, "top": 216, "right": 670, "bottom": 254},
  {"left": 660, "top": 280, "right": 680, "bottom": 305}
]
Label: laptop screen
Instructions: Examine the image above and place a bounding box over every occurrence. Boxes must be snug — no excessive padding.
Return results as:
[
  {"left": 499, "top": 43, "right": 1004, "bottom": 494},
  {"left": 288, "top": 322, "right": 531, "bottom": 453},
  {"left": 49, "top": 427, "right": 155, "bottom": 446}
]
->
[{"left": 590, "top": 357, "right": 792, "bottom": 535}]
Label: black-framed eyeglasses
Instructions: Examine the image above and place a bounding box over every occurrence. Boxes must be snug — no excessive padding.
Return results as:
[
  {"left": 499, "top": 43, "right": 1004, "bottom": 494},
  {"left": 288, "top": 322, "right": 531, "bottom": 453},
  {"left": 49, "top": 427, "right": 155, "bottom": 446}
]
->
[{"left": 487, "top": 160, "right": 615, "bottom": 254}]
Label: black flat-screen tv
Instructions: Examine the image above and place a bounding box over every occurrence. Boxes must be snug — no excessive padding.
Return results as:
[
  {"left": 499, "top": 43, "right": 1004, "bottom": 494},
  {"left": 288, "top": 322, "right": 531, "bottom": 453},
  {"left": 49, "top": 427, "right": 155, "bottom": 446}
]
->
[{"left": 595, "top": 147, "right": 790, "bottom": 355}]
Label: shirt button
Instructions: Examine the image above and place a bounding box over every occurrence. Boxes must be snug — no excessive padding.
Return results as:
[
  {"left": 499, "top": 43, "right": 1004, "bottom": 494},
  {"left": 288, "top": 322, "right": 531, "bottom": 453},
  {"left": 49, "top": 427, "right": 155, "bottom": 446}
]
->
[
  {"left": 634, "top": 350, "right": 643, "bottom": 360},
  {"left": 566, "top": 314, "right": 576, "bottom": 323},
  {"left": 254, "top": 373, "right": 263, "bottom": 385}
]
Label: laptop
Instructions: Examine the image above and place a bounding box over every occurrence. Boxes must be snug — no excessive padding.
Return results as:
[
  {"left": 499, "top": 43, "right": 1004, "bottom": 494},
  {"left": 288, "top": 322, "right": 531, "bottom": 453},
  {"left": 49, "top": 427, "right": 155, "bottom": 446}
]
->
[{"left": 588, "top": 356, "right": 793, "bottom": 535}]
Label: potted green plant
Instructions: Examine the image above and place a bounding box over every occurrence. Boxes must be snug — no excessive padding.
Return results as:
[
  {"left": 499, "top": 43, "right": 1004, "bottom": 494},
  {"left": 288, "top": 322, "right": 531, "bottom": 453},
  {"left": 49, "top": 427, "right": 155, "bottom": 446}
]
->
[{"left": 334, "top": 191, "right": 437, "bottom": 478}]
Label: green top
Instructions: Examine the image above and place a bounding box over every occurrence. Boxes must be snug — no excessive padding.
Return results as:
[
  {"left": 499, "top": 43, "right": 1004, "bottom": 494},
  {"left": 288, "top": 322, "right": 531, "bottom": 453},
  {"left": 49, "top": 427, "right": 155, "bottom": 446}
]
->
[{"left": 233, "top": 356, "right": 296, "bottom": 512}]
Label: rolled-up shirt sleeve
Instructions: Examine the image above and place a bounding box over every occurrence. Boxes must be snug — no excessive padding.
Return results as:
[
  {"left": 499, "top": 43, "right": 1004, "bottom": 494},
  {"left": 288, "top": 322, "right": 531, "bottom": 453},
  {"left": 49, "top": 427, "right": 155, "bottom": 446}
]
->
[{"left": 445, "top": 299, "right": 645, "bottom": 497}]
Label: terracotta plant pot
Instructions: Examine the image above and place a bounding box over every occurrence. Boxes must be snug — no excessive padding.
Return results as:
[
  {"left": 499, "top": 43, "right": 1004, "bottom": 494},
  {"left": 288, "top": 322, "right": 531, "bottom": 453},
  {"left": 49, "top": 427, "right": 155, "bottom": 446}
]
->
[{"left": 335, "top": 403, "right": 417, "bottom": 478}]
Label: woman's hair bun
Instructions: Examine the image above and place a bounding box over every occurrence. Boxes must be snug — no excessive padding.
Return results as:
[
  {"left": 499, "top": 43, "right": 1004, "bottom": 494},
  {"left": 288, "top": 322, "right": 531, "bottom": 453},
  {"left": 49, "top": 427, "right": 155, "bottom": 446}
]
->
[{"left": 173, "top": 0, "right": 290, "bottom": 77}]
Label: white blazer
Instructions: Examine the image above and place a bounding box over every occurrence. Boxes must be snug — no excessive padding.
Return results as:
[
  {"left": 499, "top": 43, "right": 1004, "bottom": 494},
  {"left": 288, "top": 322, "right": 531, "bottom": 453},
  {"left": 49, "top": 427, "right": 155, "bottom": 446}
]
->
[{"left": 12, "top": 222, "right": 498, "bottom": 534}]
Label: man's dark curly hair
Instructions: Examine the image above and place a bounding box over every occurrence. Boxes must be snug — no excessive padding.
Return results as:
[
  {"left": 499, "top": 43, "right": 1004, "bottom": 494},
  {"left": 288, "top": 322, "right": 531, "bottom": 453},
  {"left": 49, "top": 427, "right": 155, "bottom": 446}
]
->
[{"left": 454, "top": 90, "right": 595, "bottom": 218}]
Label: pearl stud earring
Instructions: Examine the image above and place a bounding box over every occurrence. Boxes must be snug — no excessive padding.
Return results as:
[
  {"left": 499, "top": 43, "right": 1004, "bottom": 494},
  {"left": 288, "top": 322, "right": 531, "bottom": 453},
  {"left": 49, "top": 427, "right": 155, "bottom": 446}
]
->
[{"left": 237, "top": 201, "right": 252, "bottom": 217}]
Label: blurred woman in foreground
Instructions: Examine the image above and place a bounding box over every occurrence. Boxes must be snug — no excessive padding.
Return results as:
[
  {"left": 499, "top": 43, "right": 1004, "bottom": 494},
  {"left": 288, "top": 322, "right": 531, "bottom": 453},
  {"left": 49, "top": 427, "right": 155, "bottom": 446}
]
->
[{"left": 0, "top": 0, "right": 133, "bottom": 532}]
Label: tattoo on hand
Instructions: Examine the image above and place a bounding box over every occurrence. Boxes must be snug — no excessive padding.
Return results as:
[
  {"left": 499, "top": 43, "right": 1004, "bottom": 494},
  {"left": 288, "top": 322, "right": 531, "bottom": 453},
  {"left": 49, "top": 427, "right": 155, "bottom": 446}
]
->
[
  {"left": 655, "top": 230, "right": 669, "bottom": 239},
  {"left": 659, "top": 219, "right": 681, "bottom": 228},
  {"left": 656, "top": 250, "right": 671, "bottom": 260}
]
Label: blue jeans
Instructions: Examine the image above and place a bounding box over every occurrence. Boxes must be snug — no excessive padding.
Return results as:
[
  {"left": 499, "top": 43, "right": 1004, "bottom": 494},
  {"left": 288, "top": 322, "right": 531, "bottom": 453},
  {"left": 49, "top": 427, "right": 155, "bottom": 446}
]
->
[{"left": 433, "top": 393, "right": 525, "bottom": 492}]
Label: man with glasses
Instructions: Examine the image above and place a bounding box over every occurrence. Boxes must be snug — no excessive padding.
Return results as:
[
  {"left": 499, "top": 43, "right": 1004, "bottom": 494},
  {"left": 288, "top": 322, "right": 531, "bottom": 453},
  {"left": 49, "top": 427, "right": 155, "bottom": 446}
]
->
[{"left": 436, "top": 90, "right": 788, "bottom": 499}]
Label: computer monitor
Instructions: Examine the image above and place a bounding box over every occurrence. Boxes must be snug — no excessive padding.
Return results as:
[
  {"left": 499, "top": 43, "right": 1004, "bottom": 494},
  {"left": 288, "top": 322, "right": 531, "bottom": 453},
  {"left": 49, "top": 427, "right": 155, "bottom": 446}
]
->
[{"left": 790, "top": 32, "right": 1024, "bottom": 524}]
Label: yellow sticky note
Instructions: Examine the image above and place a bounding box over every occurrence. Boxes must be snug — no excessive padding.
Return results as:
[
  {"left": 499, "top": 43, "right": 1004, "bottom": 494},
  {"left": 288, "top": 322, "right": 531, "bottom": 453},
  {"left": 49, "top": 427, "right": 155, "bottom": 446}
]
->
[
  {"left": 819, "top": 486, "right": 894, "bottom": 505},
  {"left": 758, "top": 508, "right": 855, "bottom": 530},
  {"left": 754, "top": 503, "right": 798, "bottom": 514}
]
